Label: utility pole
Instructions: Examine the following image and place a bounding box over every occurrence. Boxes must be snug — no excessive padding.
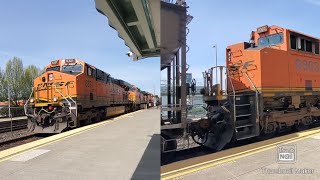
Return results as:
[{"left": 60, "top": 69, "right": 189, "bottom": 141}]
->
[
  {"left": 8, "top": 85, "right": 13, "bottom": 136},
  {"left": 213, "top": 44, "right": 218, "bottom": 84}
]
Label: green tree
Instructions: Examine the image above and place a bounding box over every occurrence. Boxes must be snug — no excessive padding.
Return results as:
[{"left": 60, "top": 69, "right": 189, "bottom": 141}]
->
[
  {"left": 0, "top": 57, "right": 42, "bottom": 106},
  {"left": 22, "top": 65, "right": 42, "bottom": 99},
  {"left": 4, "top": 57, "right": 24, "bottom": 106},
  {"left": 0, "top": 67, "right": 6, "bottom": 101}
]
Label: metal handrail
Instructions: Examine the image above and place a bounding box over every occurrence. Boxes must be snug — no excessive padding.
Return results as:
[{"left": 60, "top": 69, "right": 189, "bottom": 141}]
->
[
  {"left": 203, "top": 66, "right": 236, "bottom": 121},
  {"left": 24, "top": 87, "right": 34, "bottom": 116},
  {"left": 244, "top": 72, "right": 260, "bottom": 133},
  {"left": 161, "top": 104, "right": 182, "bottom": 107},
  {"left": 65, "top": 86, "right": 76, "bottom": 105},
  {"left": 53, "top": 85, "right": 72, "bottom": 107},
  {"left": 226, "top": 67, "right": 236, "bottom": 122}
]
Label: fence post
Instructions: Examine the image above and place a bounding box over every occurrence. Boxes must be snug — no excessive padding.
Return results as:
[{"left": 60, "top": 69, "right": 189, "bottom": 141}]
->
[{"left": 8, "top": 86, "right": 13, "bottom": 136}]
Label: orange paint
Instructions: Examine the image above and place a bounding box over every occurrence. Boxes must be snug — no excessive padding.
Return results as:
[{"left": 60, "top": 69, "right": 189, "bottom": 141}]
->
[{"left": 227, "top": 25, "right": 320, "bottom": 92}]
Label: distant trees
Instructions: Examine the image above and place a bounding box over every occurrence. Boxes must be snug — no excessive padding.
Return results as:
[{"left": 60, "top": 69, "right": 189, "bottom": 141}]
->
[
  {"left": 0, "top": 57, "right": 42, "bottom": 106},
  {"left": 0, "top": 67, "right": 4, "bottom": 102}
]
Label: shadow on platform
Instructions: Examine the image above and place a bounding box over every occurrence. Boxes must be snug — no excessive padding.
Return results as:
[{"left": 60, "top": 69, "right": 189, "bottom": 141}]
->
[{"left": 131, "top": 134, "right": 160, "bottom": 180}]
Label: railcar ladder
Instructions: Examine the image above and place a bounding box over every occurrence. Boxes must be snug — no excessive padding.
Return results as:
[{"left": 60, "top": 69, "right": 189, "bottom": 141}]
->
[{"left": 228, "top": 72, "right": 260, "bottom": 140}]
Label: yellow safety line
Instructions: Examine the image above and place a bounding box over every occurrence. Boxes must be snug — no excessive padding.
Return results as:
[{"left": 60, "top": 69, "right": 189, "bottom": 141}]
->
[
  {"left": 161, "top": 127, "right": 320, "bottom": 180},
  {"left": 0, "top": 109, "right": 144, "bottom": 163}
]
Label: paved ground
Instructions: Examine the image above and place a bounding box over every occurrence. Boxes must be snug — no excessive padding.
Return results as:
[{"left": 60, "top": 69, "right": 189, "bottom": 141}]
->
[
  {"left": 177, "top": 134, "right": 320, "bottom": 180},
  {"left": 0, "top": 108, "right": 160, "bottom": 180}
]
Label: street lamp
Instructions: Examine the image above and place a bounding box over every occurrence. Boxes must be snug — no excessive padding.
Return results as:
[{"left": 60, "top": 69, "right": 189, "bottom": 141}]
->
[{"left": 213, "top": 44, "right": 218, "bottom": 84}]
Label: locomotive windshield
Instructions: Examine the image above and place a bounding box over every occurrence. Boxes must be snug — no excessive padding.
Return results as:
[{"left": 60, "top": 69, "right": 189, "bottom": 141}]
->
[
  {"left": 129, "top": 87, "right": 136, "bottom": 91},
  {"left": 62, "top": 64, "right": 83, "bottom": 75},
  {"left": 258, "top": 33, "right": 283, "bottom": 46},
  {"left": 46, "top": 66, "right": 60, "bottom": 72}
]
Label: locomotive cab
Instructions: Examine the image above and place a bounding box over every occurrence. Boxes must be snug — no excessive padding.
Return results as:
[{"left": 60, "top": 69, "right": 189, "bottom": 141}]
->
[{"left": 25, "top": 59, "right": 82, "bottom": 133}]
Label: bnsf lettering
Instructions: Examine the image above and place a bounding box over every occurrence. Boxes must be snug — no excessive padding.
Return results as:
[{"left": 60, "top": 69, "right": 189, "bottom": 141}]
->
[
  {"left": 37, "top": 81, "right": 74, "bottom": 88},
  {"left": 295, "top": 59, "right": 319, "bottom": 72},
  {"left": 231, "top": 60, "right": 255, "bottom": 71}
]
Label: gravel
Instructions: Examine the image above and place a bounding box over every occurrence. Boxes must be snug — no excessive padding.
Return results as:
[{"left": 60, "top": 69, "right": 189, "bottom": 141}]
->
[
  {"left": 0, "top": 129, "right": 34, "bottom": 144},
  {"left": 176, "top": 136, "right": 199, "bottom": 151}
]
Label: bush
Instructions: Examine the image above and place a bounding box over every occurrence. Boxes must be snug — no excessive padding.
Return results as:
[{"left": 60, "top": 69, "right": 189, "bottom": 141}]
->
[{"left": 0, "top": 107, "right": 25, "bottom": 117}]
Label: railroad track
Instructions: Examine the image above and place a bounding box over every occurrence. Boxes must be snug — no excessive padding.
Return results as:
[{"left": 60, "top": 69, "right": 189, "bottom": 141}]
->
[
  {"left": 0, "top": 134, "right": 44, "bottom": 152},
  {"left": 0, "top": 118, "right": 28, "bottom": 133},
  {"left": 161, "top": 125, "right": 320, "bottom": 180},
  {"left": 161, "top": 125, "right": 316, "bottom": 166},
  {"left": 161, "top": 138, "right": 256, "bottom": 166}
]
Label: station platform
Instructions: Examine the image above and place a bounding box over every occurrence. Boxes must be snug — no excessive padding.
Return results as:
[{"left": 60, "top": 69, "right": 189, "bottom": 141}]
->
[
  {"left": 161, "top": 127, "right": 320, "bottom": 180},
  {"left": 0, "top": 108, "right": 160, "bottom": 180}
]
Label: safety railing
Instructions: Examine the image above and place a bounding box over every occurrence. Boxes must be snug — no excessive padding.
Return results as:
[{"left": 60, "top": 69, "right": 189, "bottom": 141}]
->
[
  {"left": 202, "top": 66, "right": 230, "bottom": 96},
  {"left": 244, "top": 72, "right": 260, "bottom": 131},
  {"left": 202, "top": 66, "right": 236, "bottom": 120},
  {"left": 24, "top": 87, "right": 34, "bottom": 116},
  {"left": 202, "top": 65, "right": 260, "bottom": 124}
]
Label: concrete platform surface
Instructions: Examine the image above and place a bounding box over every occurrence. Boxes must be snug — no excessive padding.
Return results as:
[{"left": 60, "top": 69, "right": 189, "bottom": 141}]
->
[
  {"left": 0, "top": 108, "right": 160, "bottom": 180},
  {"left": 176, "top": 133, "right": 320, "bottom": 180}
]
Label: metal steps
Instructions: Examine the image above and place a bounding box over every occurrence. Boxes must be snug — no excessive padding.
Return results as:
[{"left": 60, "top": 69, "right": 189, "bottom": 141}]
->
[
  {"left": 235, "top": 119, "right": 253, "bottom": 128},
  {"left": 236, "top": 114, "right": 252, "bottom": 118},
  {"left": 231, "top": 94, "right": 257, "bottom": 140},
  {"left": 235, "top": 104, "right": 250, "bottom": 107},
  {"left": 236, "top": 134, "right": 257, "bottom": 141}
]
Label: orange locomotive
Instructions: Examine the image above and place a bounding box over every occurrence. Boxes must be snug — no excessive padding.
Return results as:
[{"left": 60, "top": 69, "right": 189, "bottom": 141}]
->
[
  {"left": 195, "top": 25, "right": 320, "bottom": 150},
  {"left": 141, "top": 91, "right": 155, "bottom": 108},
  {"left": 24, "top": 59, "right": 149, "bottom": 133}
]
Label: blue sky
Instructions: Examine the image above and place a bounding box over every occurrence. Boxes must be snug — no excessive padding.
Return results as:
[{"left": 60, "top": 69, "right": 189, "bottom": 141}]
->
[
  {"left": 165, "top": 0, "right": 320, "bottom": 86},
  {"left": 0, "top": 0, "right": 159, "bottom": 95}
]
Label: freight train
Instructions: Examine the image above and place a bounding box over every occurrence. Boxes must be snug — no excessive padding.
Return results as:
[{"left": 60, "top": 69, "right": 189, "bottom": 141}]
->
[
  {"left": 24, "top": 59, "right": 153, "bottom": 133},
  {"left": 162, "top": 25, "right": 320, "bottom": 153}
]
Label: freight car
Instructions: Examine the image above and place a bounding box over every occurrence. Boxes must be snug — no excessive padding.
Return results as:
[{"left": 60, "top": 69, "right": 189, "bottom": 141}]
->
[
  {"left": 141, "top": 91, "right": 155, "bottom": 108},
  {"left": 24, "top": 59, "right": 150, "bottom": 133}
]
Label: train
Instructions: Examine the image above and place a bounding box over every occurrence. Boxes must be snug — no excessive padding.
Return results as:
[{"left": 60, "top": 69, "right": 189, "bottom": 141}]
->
[
  {"left": 24, "top": 59, "right": 155, "bottom": 133},
  {"left": 188, "top": 25, "right": 320, "bottom": 151}
]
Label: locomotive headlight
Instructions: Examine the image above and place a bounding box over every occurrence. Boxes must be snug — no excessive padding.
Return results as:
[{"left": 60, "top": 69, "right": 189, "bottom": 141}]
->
[
  {"left": 30, "top": 98, "right": 34, "bottom": 103},
  {"left": 53, "top": 96, "right": 59, "bottom": 102},
  {"left": 48, "top": 73, "right": 54, "bottom": 81}
]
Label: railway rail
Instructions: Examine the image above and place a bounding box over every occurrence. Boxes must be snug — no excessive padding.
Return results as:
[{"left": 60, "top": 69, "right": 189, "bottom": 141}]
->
[
  {"left": 0, "top": 110, "right": 146, "bottom": 152},
  {"left": 0, "top": 117, "right": 28, "bottom": 133},
  {"left": 162, "top": 125, "right": 319, "bottom": 165},
  {"left": 0, "top": 134, "right": 43, "bottom": 151}
]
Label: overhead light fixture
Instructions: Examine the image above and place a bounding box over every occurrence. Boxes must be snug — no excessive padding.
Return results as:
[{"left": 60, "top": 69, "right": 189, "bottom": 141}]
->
[{"left": 186, "top": 14, "right": 193, "bottom": 25}]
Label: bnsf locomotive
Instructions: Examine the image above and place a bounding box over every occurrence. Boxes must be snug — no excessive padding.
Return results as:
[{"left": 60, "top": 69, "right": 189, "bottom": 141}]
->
[
  {"left": 25, "top": 59, "right": 152, "bottom": 133},
  {"left": 189, "top": 25, "right": 320, "bottom": 150}
]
